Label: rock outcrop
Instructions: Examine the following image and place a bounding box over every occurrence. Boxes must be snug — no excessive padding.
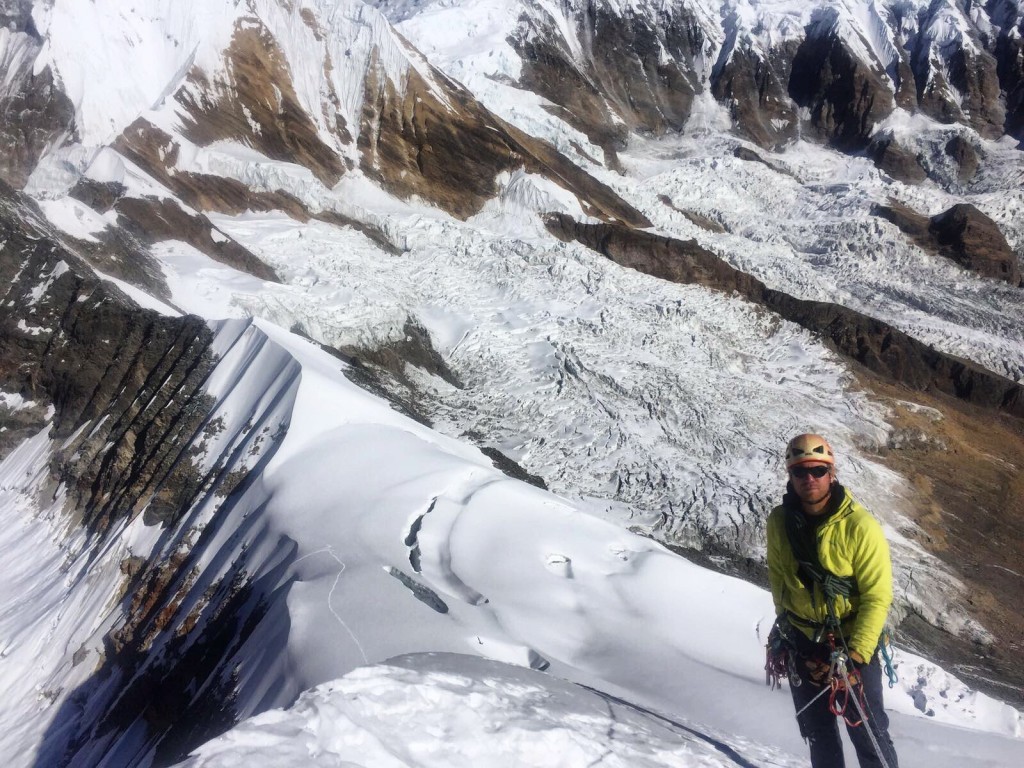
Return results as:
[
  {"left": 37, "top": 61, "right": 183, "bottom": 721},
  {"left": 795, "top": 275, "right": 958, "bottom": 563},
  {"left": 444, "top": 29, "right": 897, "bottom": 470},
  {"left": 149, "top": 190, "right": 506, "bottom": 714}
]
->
[
  {"left": 930, "top": 203, "right": 1023, "bottom": 285},
  {"left": 513, "top": 0, "right": 709, "bottom": 161},
  {"left": 106, "top": 14, "right": 649, "bottom": 229},
  {"left": 547, "top": 213, "right": 1024, "bottom": 416},
  {"left": 114, "top": 196, "right": 281, "bottom": 283},
  {"left": 175, "top": 20, "right": 349, "bottom": 187},
  {"left": 868, "top": 134, "right": 929, "bottom": 183},
  {"left": 990, "top": 0, "right": 1024, "bottom": 140},
  {"left": 943, "top": 134, "right": 981, "bottom": 182},
  {"left": 909, "top": 3, "right": 1006, "bottom": 139},
  {"left": 788, "top": 22, "right": 894, "bottom": 151},
  {"left": 358, "top": 55, "right": 650, "bottom": 225},
  {"left": 873, "top": 200, "right": 1022, "bottom": 285},
  {"left": 0, "top": 181, "right": 217, "bottom": 530},
  {"left": 0, "top": 182, "right": 292, "bottom": 765},
  {"left": 0, "top": 3, "right": 75, "bottom": 188},
  {"left": 711, "top": 42, "right": 800, "bottom": 149}
]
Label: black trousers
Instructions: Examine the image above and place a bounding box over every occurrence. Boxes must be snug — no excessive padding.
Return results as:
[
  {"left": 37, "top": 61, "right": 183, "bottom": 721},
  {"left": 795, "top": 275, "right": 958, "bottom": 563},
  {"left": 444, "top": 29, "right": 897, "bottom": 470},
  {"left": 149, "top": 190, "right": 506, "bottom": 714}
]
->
[{"left": 789, "top": 639, "right": 899, "bottom": 768}]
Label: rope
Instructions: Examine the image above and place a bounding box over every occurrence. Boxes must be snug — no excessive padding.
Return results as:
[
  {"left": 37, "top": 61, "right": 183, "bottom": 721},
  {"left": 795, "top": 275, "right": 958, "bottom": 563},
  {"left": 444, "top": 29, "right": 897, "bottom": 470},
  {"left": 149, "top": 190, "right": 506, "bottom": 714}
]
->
[
  {"left": 828, "top": 669, "right": 864, "bottom": 727},
  {"left": 836, "top": 664, "right": 895, "bottom": 768},
  {"left": 794, "top": 683, "right": 831, "bottom": 719},
  {"left": 879, "top": 632, "right": 899, "bottom": 688},
  {"left": 293, "top": 546, "right": 369, "bottom": 664}
]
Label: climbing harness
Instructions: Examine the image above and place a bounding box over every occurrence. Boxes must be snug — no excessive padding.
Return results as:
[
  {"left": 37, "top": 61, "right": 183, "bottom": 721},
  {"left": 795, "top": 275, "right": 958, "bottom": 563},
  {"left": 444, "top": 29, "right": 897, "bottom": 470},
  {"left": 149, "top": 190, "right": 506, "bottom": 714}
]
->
[
  {"left": 787, "top": 634, "right": 894, "bottom": 768},
  {"left": 766, "top": 617, "right": 897, "bottom": 768}
]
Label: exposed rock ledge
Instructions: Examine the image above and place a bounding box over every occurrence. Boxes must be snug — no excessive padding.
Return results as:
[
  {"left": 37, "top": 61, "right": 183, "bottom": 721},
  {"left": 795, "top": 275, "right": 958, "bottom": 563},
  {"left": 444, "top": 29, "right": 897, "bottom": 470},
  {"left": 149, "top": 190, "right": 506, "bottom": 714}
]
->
[
  {"left": 546, "top": 213, "right": 1024, "bottom": 419},
  {"left": 872, "top": 201, "right": 1023, "bottom": 286}
]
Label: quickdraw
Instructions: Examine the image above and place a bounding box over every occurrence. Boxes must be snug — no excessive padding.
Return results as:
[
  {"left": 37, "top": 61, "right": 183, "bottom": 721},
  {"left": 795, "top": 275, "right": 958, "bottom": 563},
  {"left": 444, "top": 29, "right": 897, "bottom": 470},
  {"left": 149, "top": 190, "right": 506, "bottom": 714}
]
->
[
  {"left": 828, "top": 671, "right": 866, "bottom": 726},
  {"left": 824, "top": 634, "right": 868, "bottom": 727},
  {"left": 765, "top": 643, "right": 789, "bottom": 690}
]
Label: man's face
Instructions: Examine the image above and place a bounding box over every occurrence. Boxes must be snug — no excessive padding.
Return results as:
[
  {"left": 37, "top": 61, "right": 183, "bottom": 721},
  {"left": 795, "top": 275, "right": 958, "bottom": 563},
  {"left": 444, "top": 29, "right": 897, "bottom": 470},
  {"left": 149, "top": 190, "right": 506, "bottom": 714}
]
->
[{"left": 789, "top": 462, "right": 833, "bottom": 505}]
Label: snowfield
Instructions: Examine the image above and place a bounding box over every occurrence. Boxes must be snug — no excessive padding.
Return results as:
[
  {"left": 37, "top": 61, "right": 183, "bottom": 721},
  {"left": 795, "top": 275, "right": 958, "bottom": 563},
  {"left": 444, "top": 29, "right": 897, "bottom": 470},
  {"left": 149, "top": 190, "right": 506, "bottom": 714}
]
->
[
  {"left": 2, "top": 0, "right": 1024, "bottom": 765},
  {"left": 2, "top": 318, "right": 1021, "bottom": 767}
]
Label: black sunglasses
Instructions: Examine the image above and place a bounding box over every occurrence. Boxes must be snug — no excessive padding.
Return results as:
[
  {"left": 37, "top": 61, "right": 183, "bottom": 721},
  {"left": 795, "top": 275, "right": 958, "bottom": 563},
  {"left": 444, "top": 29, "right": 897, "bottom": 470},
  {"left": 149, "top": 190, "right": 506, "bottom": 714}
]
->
[{"left": 790, "top": 465, "right": 830, "bottom": 479}]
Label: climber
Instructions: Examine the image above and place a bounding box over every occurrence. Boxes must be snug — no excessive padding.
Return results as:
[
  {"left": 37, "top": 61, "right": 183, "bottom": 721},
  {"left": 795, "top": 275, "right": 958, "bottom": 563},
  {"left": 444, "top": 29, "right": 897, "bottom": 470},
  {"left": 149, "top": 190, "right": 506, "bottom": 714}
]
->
[{"left": 766, "top": 434, "right": 899, "bottom": 768}]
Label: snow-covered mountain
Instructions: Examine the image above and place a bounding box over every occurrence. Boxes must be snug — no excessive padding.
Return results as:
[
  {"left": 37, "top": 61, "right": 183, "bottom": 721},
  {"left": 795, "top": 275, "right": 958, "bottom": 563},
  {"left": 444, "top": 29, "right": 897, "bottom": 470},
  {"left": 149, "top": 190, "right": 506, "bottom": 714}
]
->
[{"left": 1, "top": 0, "right": 1023, "bottom": 765}]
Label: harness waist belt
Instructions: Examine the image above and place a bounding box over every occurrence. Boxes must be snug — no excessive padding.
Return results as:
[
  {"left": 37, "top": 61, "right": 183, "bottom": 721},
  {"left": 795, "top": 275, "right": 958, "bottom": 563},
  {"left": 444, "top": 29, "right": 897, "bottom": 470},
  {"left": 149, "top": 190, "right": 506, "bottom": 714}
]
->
[{"left": 786, "top": 610, "right": 857, "bottom": 632}]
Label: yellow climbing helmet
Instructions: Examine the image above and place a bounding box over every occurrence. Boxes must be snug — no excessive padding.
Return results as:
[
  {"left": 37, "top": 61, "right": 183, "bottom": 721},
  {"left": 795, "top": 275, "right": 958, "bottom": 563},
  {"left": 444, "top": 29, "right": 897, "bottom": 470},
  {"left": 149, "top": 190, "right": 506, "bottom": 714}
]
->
[{"left": 785, "top": 433, "right": 835, "bottom": 468}]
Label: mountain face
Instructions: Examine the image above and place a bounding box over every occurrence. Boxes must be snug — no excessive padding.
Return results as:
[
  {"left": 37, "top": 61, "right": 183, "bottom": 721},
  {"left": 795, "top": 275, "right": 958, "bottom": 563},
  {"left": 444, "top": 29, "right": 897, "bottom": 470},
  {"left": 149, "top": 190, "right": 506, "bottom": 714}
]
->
[
  {"left": 510, "top": 0, "right": 1024, "bottom": 179},
  {"left": 1, "top": 0, "right": 1023, "bottom": 765},
  {"left": 0, "top": 0, "right": 74, "bottom": 188}
]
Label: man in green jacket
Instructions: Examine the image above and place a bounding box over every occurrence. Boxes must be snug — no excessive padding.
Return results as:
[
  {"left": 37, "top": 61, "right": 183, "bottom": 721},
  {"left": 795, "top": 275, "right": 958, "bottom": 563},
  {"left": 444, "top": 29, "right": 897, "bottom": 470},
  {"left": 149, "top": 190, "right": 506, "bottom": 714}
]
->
[{"left": 767, "top": 434, "right": 899, "bottom": 768}]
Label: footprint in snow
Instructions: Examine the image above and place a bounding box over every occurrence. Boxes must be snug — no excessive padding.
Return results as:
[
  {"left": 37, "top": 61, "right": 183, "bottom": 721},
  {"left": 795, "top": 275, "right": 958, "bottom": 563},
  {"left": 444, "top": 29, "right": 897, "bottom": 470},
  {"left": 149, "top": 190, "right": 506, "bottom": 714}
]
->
[
  {"left": 545, "top": 553, "right": 573, "bottom": 579},
  {"left": 608, "top": 544, "right": 631, "bottom": 561}
]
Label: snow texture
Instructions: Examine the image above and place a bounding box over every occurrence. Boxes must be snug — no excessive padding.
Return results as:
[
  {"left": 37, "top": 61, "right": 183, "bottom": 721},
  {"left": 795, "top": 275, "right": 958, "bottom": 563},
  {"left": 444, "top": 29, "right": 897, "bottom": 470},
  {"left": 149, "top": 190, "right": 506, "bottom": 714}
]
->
[{"left": 3, "top": 1, "right": 1024, "bottom": 766}]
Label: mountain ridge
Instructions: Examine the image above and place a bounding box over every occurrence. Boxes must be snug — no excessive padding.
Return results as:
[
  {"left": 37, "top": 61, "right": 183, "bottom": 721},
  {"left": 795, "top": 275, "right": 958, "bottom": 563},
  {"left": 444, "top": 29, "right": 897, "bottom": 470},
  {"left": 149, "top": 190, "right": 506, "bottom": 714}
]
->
[{"left": 0, "top": 0, "right": 1022, "bottom": 765}]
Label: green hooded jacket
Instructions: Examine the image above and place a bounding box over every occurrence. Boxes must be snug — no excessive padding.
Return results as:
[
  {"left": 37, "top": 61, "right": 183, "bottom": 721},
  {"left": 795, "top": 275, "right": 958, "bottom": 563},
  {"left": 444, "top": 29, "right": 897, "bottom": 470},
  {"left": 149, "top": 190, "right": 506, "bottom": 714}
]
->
[{"left": 767, "top": 486, "right": 893, "bottom": 661}]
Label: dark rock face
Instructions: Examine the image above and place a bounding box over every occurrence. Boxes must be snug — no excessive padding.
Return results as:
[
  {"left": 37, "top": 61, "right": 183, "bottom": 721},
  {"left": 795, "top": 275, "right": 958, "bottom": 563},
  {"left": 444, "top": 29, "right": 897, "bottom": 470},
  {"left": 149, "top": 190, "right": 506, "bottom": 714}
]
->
[
  {"left": 0, "top": 182, "right": 217, "bottom": 531},
  {"left": 871, "top": 199, "right": 933, "bottom": 244},
  {"left": 930, "top": 203, "right": 1023, "bottom": 285},
  {"left": 513, "top": 1, "right": 707, "bottom": 160},
  {"left": 944, "top": 134, "right": 981, "bottom": 182},
  {"left": 868, "top": 134, "right": 928, "bottom": 183},
  {"left": 874, "top": 200, "right": 1021, "bottom": 285},
  {"left": 175, "top": 20, "right": 347, "bottom": 187},
  {"left": 950, "top": 46, "right": 1005, "bottom": 138},
  {"left": 546, "top": 213, "right": 1024, "bottom": 417},
  {"left": 114, "top": 196, "right": 281, "bottom": 282},
  {"left": 0, "top": 0, "right": 35, "bottom": 31},
  {"left": 909, "top": 9, "right": 1005, "bottom": 139},
  {"left": 514, "top": 22, "right": 630, "bottom": 158},
  {"left": 358, "top": 50, "right": 650, "bottom": 225},
  {"left": 0, "top": 35, "right": 76, "bottom": 188},
  {"left": 0, "top": 182, "right": 292, "bottom": 765},
  {"left": 359, "top": 59, "right": 520, "bottom": 219},
  {"left": 69, "top": 177, "right": 128, "bottom": 214},
  {"left": 788, "top": 26, "right": 894, "bottom": 151},
  {"left": 989, "top": 0, "right": 1024, "bottom": 140},
  {"left": 115, "top": 119, "right": 314, "bottom": 221},
  {"left": 339, "top": 317, "right": 463, "bottom": 392},
  {"left": 868, "top": 131, "right": 982, "bottom": 187},
  {"left": 66, "top": 141, "right": 281, "bottom": 284},
  {"left": 712, "top": 42, "right": 800, "bottom": 149}
]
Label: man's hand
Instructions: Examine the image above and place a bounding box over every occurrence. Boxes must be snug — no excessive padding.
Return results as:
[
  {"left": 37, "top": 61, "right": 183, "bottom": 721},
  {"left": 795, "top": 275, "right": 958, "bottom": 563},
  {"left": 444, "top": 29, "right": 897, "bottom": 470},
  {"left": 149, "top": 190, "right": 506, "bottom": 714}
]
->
[{"left": 804, "top": 657, "right": 832, "bottom": 684}]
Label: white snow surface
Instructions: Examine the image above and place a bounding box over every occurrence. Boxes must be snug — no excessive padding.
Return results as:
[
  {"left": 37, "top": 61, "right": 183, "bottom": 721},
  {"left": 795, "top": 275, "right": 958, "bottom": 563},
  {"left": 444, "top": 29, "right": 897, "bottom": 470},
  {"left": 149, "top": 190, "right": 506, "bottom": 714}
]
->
[
  {"left": 2, "top": 321, "right": 1021, "bottom": 768},
  {"left": 4, "top": 0, "right": 1024, "bottom": 766},
  {"left": 27, "top": 0, "right": 448, "bottom": 179}
]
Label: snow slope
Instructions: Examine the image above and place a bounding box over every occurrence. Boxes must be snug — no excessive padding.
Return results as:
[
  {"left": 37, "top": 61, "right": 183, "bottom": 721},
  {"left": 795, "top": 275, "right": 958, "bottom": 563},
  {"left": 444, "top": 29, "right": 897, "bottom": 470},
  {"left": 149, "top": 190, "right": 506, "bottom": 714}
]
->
[
  {"left": 2, "top": 318, "right": 1020, "bottom": 767},
  {"left": 3, "top": 0, "right": 1024, "bottom": 765}
]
